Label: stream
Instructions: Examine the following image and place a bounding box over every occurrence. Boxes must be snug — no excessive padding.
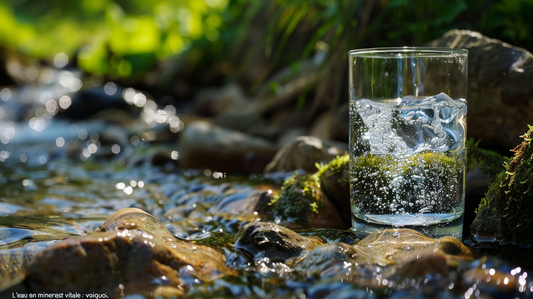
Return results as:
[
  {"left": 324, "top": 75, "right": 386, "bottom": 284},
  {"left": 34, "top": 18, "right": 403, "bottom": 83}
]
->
[{"left": 1, "top": 81, "right": 533, "bottom": 298}]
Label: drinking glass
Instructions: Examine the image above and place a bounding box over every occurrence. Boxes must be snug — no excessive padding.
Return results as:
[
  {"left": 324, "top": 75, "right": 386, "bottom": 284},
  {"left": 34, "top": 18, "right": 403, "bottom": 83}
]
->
[{"left": 348, "top": 47, "right": 468, "bottom": 238}]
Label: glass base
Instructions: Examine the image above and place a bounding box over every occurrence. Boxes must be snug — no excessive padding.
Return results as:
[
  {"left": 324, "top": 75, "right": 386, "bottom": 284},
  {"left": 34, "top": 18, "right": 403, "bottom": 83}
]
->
[{"left": 351, "top": 212, "right": 464, "bottom": 239}]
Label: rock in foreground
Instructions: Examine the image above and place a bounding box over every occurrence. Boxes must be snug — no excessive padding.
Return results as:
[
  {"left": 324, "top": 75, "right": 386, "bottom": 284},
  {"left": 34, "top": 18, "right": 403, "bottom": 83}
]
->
[{"left": 4, "top": 208, "right": 235, "bottom": 296}]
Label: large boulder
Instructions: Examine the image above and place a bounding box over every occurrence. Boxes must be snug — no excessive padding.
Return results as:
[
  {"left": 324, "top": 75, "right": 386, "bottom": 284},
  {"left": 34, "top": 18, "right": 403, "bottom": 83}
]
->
[
  {"left": 179, "top": 121, "right": 278, "bottom": 174},
  {"left": 426, "top": 29, "right": 533, "bottom": 152}
]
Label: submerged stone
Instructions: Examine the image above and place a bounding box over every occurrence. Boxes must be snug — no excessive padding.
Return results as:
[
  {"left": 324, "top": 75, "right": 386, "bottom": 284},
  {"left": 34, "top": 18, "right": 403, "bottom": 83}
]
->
[
  {"left": 293, "top": 243, "right": 357, "bottom": 276},
  {"left": 352, "top": 229, "right": 474, "bottom": 266},
  {"left": 233, "top": 222, "right": 325, "bottom": 266}
]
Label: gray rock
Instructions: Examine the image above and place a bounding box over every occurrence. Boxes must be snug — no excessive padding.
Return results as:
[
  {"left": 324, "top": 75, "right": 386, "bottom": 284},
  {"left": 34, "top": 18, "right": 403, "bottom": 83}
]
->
[
  {"left": 264, "top": 136, "right": 348, "bottom": 174},
  {"left": 179, "top": 121, "right": 278, "bottom": 174},
  {"left": 426, "top": 29, "right": 533, "bottom": 151}
]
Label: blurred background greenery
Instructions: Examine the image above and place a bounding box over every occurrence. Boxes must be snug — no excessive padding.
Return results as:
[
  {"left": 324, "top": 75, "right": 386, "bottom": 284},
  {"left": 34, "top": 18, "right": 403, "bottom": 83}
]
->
[{"left": 1, "top": 0, "right": 533, "bottom": 94}]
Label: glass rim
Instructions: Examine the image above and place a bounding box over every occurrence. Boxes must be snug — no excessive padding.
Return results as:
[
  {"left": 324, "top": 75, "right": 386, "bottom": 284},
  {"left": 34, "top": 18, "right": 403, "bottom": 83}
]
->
[{"left": 348, "top": 47, "right": 468, "bottom": 58}]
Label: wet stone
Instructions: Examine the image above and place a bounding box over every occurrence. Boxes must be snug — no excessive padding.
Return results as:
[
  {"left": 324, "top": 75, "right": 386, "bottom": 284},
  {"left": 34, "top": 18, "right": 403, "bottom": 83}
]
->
[
  {"left": 233, "top": 222, "right": 325, "bottom": 266},
  {"left": 352, "top": 229, "right": 474, "bottom": 266},
  {"left": 293, "top": 243, "right": 357, "bottom": 277},
  {"left": 7, "top": 208, "right": 236, "bottom": 295}
]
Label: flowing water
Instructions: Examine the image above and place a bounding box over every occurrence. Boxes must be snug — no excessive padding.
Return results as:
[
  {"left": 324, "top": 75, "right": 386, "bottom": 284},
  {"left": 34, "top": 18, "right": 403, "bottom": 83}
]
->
[{"left": 0, "top": 85, "right": 532, "bottom": 298}]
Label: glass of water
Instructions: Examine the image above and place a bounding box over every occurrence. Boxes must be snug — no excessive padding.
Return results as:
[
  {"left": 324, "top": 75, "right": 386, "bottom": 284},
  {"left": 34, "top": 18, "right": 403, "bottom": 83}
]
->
[{"left": 348, "top": 47, "right": 468, "bottom": 238}]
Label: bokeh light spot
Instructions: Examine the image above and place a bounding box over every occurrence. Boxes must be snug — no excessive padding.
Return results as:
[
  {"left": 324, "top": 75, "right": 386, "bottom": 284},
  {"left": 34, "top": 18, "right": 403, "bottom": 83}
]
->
[
  {"left": 59, "top": 96, "right": 72, "bottom": 109},
  {"left": 53, "top": 53, "right": 69, "bottom": 68},
  {"left": 56, "top": 137, "right": 65, "bottom": 147},
  {"left": 105, "top": 82, "right": 118, "bottom": 96}
]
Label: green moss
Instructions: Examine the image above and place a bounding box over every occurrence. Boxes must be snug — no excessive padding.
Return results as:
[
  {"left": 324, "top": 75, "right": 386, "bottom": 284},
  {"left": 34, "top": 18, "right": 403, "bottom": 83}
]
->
[
  {"left": 497, "top": 126, "right": 533, "bottom": 244},
  {"left": 315, "top": 154, "right": 350, "bottom": 179},
  {"left": 473, "top": 126, "right": 533, "bottom": 246},
  {"left": 269, "top": 173, "right": 324, "bottom": 222},
  {"left": 466, "top": 138, "right": 511, "bottom": 177}
]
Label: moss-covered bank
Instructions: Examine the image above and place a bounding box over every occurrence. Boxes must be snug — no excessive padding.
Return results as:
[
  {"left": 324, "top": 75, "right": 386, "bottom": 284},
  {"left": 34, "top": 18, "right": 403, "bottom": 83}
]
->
[{"left": 471, "top": 126, "right": 533, "bottom": 246}]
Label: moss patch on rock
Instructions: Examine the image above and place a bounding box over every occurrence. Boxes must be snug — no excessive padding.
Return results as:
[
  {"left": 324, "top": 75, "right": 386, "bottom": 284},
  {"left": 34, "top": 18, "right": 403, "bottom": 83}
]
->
[
  {"left": 269, "top": 173, "right": 324, "bottom": 222},
  {"left": 471, "top": 126, "right": 533, "bottom": 246}
]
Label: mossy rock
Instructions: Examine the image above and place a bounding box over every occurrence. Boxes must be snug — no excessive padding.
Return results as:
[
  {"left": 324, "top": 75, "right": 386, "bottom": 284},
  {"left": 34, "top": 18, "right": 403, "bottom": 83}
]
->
[
  {"left": 269, "top": 173, "right": 347, "bottom": 229},
  {"left": 471, "top": 126, "right": 533, "bottom": 246},
  {"left": 350, "top": 151, "right": 464, "bottom": 215},
  {"left": 316, "top": 154, "right": 351, "bottom": 225}
]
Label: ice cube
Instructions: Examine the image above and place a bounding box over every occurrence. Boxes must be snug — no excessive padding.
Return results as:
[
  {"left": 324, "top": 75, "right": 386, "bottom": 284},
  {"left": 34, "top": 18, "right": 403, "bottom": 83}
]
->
[
  {"left": 356, "top": 99, "right": 408, "bottom": 155},
  {"left": 435, "top": 92, "right": 455, "bottom": 106}
]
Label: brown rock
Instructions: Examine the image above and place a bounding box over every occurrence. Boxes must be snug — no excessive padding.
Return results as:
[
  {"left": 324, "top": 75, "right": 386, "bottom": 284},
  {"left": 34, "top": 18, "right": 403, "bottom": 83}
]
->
[
  {"left": 330, "top": 103, "right": 349, "bottom": 143},
  {"left": 264, "top": 136, "right": 347, "bottom": 174},
  {"left": 353, "top": 229, "right": 474, "bottom": 266},
  {"left": 179, "top": 121, "right": 278, "bottom": 174},
  {"left": 16, "top": 208, "right": 236, "bottom": 295}
]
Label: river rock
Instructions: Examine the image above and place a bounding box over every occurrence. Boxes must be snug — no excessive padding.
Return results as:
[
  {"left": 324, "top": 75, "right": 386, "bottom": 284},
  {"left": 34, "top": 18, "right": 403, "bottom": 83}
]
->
[
  {"left": 233, "top": 222, "right": 325, "bottom": 266},
  {"left": 179, "top": 121, "right": 278, "bottom": 174},
  {"left": 293, "top": 243, "right": 357, "bottom": 276},
  {"left": 464, "top": 167, "right": 495, "bottom": 233},
  {"left": 64, "top": 85, "right": 128, "bottom": 120},
  {"left": 13, "top": 208, "right": 235, "bottom": 295},
  {"left": 264, "top": 136, "right": 347, "bottom": 174},
  {"left": 426, "top": 29, "right": 533, "bottom": 152},
  {"left": 352, "top": 229, "right": 474, "bottom": 266}
]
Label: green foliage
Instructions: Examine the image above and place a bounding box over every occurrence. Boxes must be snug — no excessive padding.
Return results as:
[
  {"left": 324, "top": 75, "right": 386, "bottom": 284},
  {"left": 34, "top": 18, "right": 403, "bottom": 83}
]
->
[
  {"left": 2, "top": 0, "right": 533, "bottom": 83},
  {"left": 0, "top": 0, "right": 229, "bottom": 78}
]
